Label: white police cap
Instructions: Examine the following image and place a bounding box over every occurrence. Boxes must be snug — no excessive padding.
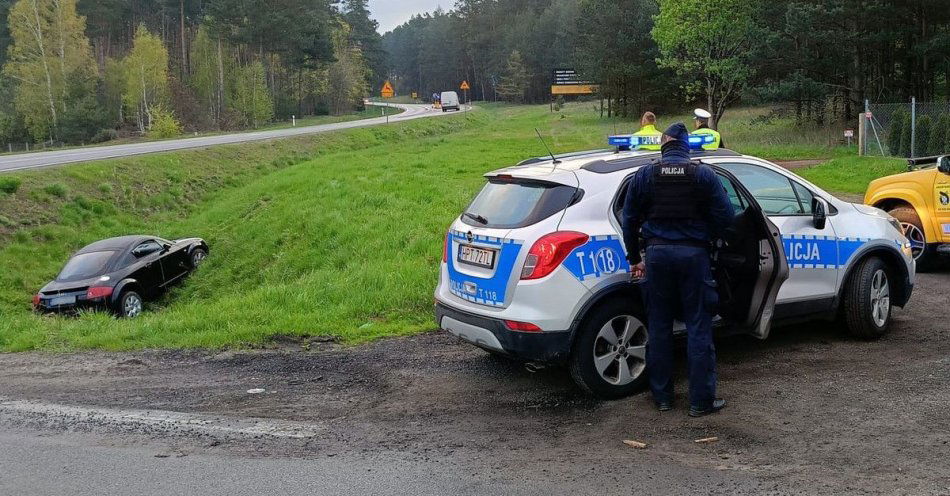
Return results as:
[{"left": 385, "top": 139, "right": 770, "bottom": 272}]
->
[{"left": 694, "top": 108, "right": 712, "bottom": 119}]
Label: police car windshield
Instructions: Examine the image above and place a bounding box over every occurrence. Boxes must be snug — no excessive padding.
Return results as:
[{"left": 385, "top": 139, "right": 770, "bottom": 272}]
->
[{"left": 462, "top": 179, "right": 578, "bottom": 229}]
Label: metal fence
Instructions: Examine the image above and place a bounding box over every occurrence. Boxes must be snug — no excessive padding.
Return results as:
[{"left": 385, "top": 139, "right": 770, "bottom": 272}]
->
[{"left": 861, "top": 99, "right": 950, "bottom": 158}]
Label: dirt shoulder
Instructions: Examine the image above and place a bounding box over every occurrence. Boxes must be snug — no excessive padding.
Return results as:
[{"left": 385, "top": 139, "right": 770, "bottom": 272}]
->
[{"left": 1, "top": 273, "right": 948, "bottom": 495}]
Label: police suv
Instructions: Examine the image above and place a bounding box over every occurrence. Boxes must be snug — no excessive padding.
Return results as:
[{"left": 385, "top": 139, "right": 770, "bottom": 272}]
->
[{"left": 434, "top": 136, "right": 916, "bottom": 398}]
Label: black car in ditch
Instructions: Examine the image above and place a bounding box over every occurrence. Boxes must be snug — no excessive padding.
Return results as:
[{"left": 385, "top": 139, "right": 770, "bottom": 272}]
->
[{"left": 33, "top": 235, "right": 209, "bottom": 318}]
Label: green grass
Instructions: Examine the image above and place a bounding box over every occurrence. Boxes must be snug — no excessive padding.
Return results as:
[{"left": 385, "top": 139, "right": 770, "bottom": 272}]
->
[
  {"left": 0, "top": 103, "right": 903, "bottom": 352},
  {"left": 798, "top": 156, "right": 906, "bottom": 194}
]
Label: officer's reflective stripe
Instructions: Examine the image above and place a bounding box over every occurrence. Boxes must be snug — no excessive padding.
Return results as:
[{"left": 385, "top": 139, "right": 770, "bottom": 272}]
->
[
  {"left": 562, "top": 235, "right": 631, "bottom": 281},
  {"left": 447, "top": 231, "right": 522, "bottom": 306},
  {"left": 782, "top": 234, "right": 871, "bottom": 269}
]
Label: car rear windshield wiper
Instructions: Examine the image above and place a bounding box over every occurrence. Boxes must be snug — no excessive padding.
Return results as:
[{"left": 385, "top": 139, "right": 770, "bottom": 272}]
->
[{"left": 463, "top": 212, "right": 488, "bottom": 224}]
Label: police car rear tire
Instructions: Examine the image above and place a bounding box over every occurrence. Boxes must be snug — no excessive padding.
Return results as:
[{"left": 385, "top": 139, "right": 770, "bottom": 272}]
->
[
  {"left": 569, "top": 298, "right": 648, "bottom": 399},
  {"left": 842, "top": 256, "right": 892, "bottom": 340}
]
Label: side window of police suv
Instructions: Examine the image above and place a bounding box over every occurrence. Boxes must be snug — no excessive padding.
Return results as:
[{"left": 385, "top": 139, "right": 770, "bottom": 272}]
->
[{"left": 719, "top": 162, "right": 813, "bottom": 215}]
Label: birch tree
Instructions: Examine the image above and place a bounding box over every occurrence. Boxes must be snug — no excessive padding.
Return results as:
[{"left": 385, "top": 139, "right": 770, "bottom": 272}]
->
[
  {"left": 121, "top": 24, "right": 171, "bottom": 133},
  {"left": 3, "top": 0, "right": 96, "bottom": 140}
]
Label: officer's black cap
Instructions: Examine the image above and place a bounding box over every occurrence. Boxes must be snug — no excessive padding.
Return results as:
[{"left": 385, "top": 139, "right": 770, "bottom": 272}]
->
[{"left": 663, "top": 122, "right": 689, "bottom": 142}]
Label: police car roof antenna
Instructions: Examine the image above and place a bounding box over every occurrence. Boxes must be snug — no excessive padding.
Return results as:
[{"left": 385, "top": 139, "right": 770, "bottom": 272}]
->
[{"left": 535, "top": 128, "right": 560, "bottom": 167}]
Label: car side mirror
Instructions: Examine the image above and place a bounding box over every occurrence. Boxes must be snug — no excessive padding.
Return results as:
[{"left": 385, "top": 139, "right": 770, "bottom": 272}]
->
[
  {"left": 812, "top": 197, "right": 827, "bottom": 230},
  {"left": 161, "top": 244, "right": 171, "bottom": 253},
  {"left": 938, "top": 156, "right": 950, "bottom": 175}
]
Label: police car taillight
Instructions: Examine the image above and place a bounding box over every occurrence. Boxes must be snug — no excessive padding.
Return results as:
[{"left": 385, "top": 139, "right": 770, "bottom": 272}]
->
[{"left": 521, "top": 231, "right": 589, "bottom": 280}]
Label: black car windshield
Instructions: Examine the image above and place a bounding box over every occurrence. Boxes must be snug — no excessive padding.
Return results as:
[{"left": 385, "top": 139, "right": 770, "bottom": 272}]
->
[{"left": 56, "top": 251, "right": 117, "bottom": 282}]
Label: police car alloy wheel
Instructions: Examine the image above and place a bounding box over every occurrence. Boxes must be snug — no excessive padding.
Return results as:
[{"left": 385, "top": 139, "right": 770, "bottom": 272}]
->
[
  {"left": 569, "top": 299, "right": 649, "bottom": 399},
  {"left": 842, "top": 257, "right": 892, "bottom": 339}
]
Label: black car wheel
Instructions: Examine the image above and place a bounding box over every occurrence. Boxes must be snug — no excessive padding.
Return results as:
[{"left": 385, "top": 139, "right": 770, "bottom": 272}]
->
[
  {"left": 117, "top": 290, "right": 144, "bottom": 319},
  {"left": 190, "top": 248, "right": 208, "bottom": 269},
  {"left": 569, "top": 298, "right": 648, "bottom": 399}
]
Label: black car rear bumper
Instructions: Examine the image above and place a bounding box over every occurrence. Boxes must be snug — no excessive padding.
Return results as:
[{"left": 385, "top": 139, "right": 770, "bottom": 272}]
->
[
  {"left": 434, "top": 302, "right": 572, "bottom": 362},
  {"left": 35, "top": 293, "right": 111, "bottom": 314}
]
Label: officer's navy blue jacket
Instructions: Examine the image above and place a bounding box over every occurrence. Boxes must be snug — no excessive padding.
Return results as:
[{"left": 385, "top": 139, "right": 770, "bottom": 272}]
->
[{"left": 621, "top": 142, "right": 735, "bottom": 264}]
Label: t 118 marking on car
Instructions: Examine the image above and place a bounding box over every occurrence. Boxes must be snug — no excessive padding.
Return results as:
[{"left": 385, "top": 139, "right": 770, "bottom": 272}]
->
[{"left": 562, "top": 236, "right": 630, "bottom": 281}]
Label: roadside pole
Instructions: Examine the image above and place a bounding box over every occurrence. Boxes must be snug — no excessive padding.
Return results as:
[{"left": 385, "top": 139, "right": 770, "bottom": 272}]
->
[{"left": 910, "top": 97, "right": 916, "bottom": 159}]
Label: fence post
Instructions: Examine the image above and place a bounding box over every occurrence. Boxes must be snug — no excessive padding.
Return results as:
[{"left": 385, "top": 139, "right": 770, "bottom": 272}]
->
[
  {"left": 910, "top": 97, "right": 916, "bottom": 159},
  {"left": 861, "top": 99, "right": 869, "bottom": 156}
]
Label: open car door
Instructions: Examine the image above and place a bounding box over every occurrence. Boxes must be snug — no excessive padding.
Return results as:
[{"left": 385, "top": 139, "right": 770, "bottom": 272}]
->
[{"left": 710, "top": 166, "right": 789, "bottom": 339}]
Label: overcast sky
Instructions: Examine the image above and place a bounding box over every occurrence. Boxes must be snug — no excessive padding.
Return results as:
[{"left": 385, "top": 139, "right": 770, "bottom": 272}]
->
[{"left": 369, "top": 0, "right": 447, "bottom": 34}]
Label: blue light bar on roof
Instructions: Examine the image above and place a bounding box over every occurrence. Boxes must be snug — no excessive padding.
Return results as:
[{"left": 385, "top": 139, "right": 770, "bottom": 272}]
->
[
  {"left": 608, "top": 134, "right": 634, "bottom": 149},
  {"left": 688, "top": 133, "right": 716, "bottom": 150}
]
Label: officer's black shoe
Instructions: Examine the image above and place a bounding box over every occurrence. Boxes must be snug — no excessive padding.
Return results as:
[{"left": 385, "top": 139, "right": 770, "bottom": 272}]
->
[
  {"left": 688, "top": 399, "right": 726, "bottom": 417},
  {"left": 656, "top": 401, "right": 673, "bottom": 412}
]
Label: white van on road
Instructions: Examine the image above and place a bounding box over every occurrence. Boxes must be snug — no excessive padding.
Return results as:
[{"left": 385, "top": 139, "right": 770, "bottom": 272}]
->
[{"left": 441, "top": 91, "right": 460, "bottom": 112}]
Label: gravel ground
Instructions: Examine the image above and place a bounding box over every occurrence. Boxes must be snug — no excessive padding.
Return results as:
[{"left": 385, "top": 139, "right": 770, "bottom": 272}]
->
[{"left": 1, "top": 273, "right": 948, "bottom": 495}]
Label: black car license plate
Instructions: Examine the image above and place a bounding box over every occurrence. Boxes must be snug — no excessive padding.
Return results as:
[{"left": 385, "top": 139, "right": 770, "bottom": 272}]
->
[
  {"left": 457, "top": 244, "right": 496, "bottom": 269},
  {"left": 50, "top": 295, "right": 76, "bottom": 306}
]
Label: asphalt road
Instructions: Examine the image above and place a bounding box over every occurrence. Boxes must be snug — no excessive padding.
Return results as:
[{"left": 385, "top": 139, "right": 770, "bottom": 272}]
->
[
  {"left": 0, "top": 103, "right": 461, "bottom": 173},
  {"left": 0, "top": 272, "right": 948, "bottom": 495}
]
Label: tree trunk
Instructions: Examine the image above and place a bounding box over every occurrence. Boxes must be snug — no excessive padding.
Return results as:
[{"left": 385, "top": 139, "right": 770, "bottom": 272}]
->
[
  {"left": 216, "top": 36, "right": 224, "bottom": 128},
  {"left": 29, "top": 0, "right": 59, "bottom": 138},
  {"left": 179, "top": 0, "right": 188, "bottom": 79}
]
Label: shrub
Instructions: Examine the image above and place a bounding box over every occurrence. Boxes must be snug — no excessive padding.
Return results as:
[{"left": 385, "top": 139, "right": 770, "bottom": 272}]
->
[
  {"left": 0, "top": 177, "right": 21, "bottom": 195},
  {"left": 90, "top": 128, "right": 118, "bottom": 144},
  {"left": 59, "top": 95, "right": 110, "bottom": 144},
  {"left": 886, "top": 109, "right": 906, "bottom": 156},
  {"left": 97, "top": 183, "right": 113, "bottom": 194},
  {"left": 933, "top": 114, "right": 950, "bottom": 156},
  {"left": 148, "top": 106, "right": 182, "bottom": 139},
  {"left": 900, "top": 114, "right": 913, "bottom": 157},
  {"left": 916, "top": 115, "right": 934, "bottom": 157},
  {"left": 43, "top": 183, "right": 68, "bottom": 198}
]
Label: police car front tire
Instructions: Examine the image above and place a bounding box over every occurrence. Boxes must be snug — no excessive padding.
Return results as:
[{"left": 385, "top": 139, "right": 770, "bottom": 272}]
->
[
  {"left": 842, "top": 257, "right": 892, "bottom": 340},
  {"left": 569, "top": 298, "right": 648, "bottom": 399}
]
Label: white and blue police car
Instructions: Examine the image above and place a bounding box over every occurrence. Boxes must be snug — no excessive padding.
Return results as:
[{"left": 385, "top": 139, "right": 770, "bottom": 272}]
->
[{"left": 435, "top": 135, "right": 916, "bottom": 398}]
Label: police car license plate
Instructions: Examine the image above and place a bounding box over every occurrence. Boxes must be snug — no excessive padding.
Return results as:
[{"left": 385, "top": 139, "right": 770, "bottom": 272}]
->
[{"left": 458, "top": 244, "right": 496, "bottom": 269}]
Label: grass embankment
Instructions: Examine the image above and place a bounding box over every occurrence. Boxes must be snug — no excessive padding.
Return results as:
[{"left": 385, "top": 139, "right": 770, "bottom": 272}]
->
[{"left": 0, "top": 103, "right": 904, "bottom": 351}]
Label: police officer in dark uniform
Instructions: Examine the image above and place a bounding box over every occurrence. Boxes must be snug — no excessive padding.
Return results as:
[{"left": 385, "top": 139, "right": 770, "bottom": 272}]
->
[{"left": 620, "top": 122, "right": 735, "bottom": 417}]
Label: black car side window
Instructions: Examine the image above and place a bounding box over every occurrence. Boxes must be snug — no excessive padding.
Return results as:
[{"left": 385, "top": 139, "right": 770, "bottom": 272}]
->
[{"left": 132, "top": 240, "right": 162, "bottom": 258}]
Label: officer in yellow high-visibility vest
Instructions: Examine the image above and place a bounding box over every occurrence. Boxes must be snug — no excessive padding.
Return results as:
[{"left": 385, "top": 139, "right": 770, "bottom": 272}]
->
[
  {"left": 633, "top": 112, "right": 662, "bottom": 150},
  {"left": 691, "top": 108, "right": 723, "bottom": 150}
]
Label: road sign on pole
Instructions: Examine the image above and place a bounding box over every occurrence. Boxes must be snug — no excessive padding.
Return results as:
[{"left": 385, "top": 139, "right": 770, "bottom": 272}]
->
[
  {"left": 381, "top": 80, "right": 395, "bottom": 99},
  {"left": 460, "top": 81, "right": 470, "bottom": 105}
]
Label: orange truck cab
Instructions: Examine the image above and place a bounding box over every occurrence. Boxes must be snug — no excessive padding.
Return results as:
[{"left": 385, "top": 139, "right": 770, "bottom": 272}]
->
[{"left": 865, "top": 155, "right": 950, "bottom": 269}]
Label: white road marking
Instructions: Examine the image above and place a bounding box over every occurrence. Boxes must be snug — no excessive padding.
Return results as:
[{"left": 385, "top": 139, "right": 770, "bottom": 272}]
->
[{"left": 0, "top": 397, "right": 325, "bottom": 439}]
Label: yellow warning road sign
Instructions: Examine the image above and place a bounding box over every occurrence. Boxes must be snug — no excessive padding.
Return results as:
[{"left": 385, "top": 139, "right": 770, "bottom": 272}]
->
[
  {"left": 381, "top": 80, "right": 395, "bottom": 98},
  {"left": 460, "top": 80, "right": 470, "bottom": 90}
]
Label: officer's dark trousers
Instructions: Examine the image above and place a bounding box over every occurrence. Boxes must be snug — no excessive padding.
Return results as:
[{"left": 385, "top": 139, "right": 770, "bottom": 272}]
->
[{"left": 643, "top": 244, "right": 717, "bottom": 409}]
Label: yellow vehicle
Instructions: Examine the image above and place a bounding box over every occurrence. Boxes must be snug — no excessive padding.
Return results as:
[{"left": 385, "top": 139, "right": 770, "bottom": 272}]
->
[{"left": 864, "top": 155, "right": 950, "bottom": 269}]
